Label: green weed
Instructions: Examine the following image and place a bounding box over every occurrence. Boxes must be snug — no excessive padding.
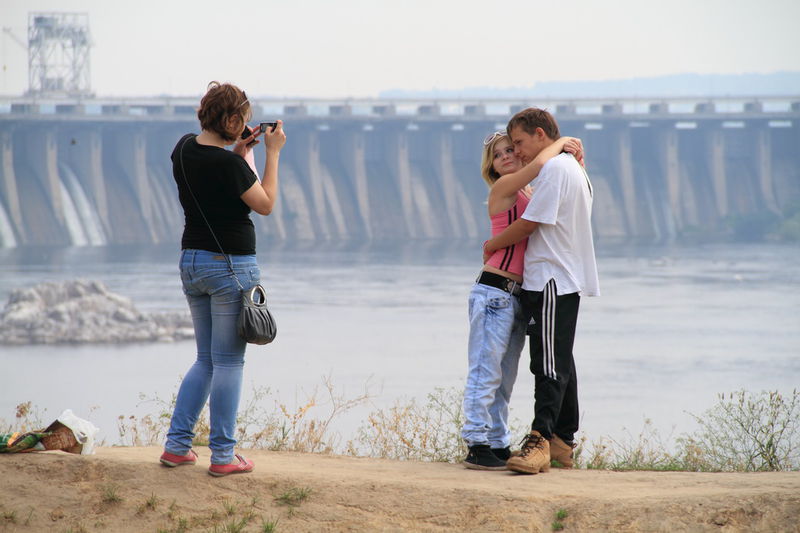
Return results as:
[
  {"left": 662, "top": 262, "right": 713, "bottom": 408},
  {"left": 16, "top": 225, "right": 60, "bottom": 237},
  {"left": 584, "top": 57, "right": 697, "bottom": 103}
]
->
[
  {"left": 260, "top": 517, "right": 279, "bottom": 532},
  {"left": 100, "top": 484, "right": 122, "bottom": 504},
  {"left": 274, "top": 487, "right": 312, "bottom": 507},
  {"left": 551, "top": 508, "right": 568, "bottom": 530},
  {"left": 212, "top": 516, "right": 251, "bottom": 533},
  {"left": 222, "top": 499, "right": 237, "bottom": 516},
  {"left": 2, "top": 509, "right": 17, "bottom": 523},
  {"left": 176, "top": 516, "right": 189, "bottom": 532}
]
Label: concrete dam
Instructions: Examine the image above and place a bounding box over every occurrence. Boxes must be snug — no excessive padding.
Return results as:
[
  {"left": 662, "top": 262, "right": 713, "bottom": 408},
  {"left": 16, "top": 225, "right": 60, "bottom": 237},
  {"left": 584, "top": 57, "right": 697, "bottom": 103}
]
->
[{"left": 0, "top": 96, "right": 798, "bottom": 248}]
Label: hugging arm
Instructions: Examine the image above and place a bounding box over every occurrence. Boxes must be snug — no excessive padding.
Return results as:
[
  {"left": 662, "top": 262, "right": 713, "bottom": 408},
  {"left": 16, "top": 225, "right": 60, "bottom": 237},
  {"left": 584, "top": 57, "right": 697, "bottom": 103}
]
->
[
  {"left": 483, "top": 218, "right": 539, "bottom": 263},
  {"left": 489, "top": 137, "right": 584, "bottom": 200}
]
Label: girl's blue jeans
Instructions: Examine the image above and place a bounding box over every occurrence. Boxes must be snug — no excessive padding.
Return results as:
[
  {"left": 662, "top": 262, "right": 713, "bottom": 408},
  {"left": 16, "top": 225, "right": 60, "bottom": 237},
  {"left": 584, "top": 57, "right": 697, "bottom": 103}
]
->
[
  {"left": 461, "top": 283, "right": 526, "bottom": 449},
  {"left": 164, "top": 249, "right": 260, "bottom": 465}
]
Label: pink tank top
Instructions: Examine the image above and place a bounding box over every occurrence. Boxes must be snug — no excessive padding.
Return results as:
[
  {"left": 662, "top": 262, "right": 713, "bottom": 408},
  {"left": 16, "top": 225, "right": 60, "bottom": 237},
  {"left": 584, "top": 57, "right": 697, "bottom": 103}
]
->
[{"left": 485, "top": 191, "right": 529, "bottom": 276}]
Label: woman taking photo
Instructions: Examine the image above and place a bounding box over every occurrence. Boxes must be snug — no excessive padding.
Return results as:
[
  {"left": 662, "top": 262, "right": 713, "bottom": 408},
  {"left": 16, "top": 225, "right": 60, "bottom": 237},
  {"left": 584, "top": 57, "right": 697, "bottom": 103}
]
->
[
  {"left": 462, "top": 131, "right": 582, "bottom": 470},
  {"left": 159, "top": 81, "right": 285, "bottom": 477}
]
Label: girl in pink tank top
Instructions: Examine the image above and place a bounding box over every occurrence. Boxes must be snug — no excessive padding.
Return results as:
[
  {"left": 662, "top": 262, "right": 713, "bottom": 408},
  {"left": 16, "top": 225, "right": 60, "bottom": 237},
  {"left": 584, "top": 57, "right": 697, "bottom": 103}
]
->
[
  {"left": 484, "top": 190, "right": 529, "bottom": 277},
  {"left": 461, "top": 132, "right": 584, "bottom": 470}
]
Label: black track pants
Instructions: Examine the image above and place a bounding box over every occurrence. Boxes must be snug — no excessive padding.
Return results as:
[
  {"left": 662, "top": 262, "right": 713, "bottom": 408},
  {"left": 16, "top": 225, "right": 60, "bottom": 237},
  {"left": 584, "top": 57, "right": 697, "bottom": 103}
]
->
[{"left": 521, "top": 279, "right": 581, "bottom": 443}]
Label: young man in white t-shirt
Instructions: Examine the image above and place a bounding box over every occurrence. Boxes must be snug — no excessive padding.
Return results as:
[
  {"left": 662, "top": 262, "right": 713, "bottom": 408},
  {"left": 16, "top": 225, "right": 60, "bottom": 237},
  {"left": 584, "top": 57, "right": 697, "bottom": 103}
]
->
[{"left": 484, "top": 108, "right": 600, "bottom": 474}]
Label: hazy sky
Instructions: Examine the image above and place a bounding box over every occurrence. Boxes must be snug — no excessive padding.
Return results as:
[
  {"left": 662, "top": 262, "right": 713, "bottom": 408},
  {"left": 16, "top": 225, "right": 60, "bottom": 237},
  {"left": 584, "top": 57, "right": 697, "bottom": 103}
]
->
[{"left": 1, "top": 0, "right": 799, "bottom": 98}]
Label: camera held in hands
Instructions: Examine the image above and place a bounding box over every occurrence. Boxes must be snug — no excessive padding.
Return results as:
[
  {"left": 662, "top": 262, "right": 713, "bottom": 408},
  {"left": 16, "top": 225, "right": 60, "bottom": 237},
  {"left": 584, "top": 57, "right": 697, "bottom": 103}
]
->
[
  {"left": 241, "top": 125, "right": 255, "bottom": 143},
  {"left": 241, "top": 122, "right": 278, "bottom": 146}
]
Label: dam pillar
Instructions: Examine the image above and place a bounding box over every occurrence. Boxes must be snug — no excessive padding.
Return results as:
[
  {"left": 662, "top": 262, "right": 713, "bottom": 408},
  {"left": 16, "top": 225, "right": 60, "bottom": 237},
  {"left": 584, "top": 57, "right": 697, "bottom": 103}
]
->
[
  {"left": 63, "top": 128, "right": 110, "bottom": 234},
  {"left": 339, "top": 129, "right": 372, "bottom": 240},
  {"left": 615, "top": 126, "right": 638, "bottom": 234},
  {"left": 0, "top": 129, "right": 24, "bottom": 242},
  {"left": 290, "top": 127, "right": 346, "bottom": 240},
  {"left": 755, "top": 126, "right": 780, "bottom": 214},
  {"left": 9, "top": 126, "right": 71, "bottom": 244},
  {"left": 708, "top": 128, "right": 728, "bottom": 218},
  {"left": 657, "top": 126, "right": 682, "bottom": 230},
  {"left": 302, "top": 130, "right": 329, "bottom": 239},
  {"left": 386, "top": 128, "right": 419, "bottom": 238},
  {"left": 433, "top": 130, "right": 478, "bottom": 238},
  {"left": 112, "top": 128, "right": 160, "bottom": 242},
  {"left": 28, "top": 129, "right": 66, "bottom": 227},
  {"left": 267, "top": 125, "right": 314, "bottom": 241},
  {"left": 311, "top": 129, "right": 347, "bottom": 239}
]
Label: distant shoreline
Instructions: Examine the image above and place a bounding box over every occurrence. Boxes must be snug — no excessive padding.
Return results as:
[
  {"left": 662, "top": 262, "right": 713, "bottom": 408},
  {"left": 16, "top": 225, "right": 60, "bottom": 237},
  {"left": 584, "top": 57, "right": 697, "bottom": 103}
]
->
[{"left": 380, "top": 71, "right": 800, "bottom": 99}]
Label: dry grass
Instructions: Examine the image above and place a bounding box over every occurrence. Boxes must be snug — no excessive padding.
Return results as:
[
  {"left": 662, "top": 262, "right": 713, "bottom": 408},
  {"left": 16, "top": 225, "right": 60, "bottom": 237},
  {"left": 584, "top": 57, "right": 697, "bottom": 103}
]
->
[
  {"left": 575, "top": 418, "right": 685, "bottom": 471},
  {"left": 2, "top": 401, "right": 47, "bottom": 434},
  {"left": 355, "top": 387, "right": 467, "bottom": 462},
  {"left": 237, "top": 376, "right": 372, "bottom": 453},
  {"left": 575, "top": 389, "right": 800, "bottom": 472},
  {"left": 113, "top": 375, "right": 373, "bottom": 456},
  {"left": 4, "top": 385, "right": 799, "bottom": 473},
  {"left": 680, "top": 389, "right": 800, "bottom": 471}
]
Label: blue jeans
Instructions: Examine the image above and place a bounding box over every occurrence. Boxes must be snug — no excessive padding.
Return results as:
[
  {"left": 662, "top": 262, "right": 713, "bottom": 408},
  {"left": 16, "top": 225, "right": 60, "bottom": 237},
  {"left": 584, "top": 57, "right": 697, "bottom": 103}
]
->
[
  {"left": 164, "top": 249, "right": 260, "bottom": 465},
  {"left": 461, "top": 283, "right": 526, "bottom": 449}
]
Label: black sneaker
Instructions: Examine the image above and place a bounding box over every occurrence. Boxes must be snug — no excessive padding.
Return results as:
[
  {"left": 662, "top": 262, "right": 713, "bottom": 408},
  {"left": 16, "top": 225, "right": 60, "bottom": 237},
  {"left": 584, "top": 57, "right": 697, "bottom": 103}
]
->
[
  {"left": 463, "top": 445, "right": 507, "bottom": 470},
  {"left": 491, "top": 446, "right": 511, "bottom": 461}
]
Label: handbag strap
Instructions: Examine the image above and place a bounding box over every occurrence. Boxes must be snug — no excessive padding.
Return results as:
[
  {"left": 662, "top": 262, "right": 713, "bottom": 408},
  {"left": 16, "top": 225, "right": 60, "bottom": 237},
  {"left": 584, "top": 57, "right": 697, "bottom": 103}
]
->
[{"left": 178, "top": 135, "right": 244, "bottom": 291}]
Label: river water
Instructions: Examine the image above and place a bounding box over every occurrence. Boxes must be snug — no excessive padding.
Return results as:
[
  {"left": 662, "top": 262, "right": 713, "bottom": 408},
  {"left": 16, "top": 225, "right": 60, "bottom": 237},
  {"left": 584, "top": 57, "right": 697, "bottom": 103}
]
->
[{"left": 1, "top": 241, "right": 798, "bottom": 450}]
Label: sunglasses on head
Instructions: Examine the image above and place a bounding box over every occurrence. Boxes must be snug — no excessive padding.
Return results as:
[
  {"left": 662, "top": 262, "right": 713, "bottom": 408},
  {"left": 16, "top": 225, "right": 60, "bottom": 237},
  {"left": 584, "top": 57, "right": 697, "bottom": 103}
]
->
[{"left": 483, "top": 131, "right": 507, "bottom": 146}]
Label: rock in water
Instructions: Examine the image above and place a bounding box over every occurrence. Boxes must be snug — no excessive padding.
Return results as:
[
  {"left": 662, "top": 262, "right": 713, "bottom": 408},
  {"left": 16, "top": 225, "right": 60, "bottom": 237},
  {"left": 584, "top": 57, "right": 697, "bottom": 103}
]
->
[{"left": 0, "top": 280, "right": 194, "bottom": 345}]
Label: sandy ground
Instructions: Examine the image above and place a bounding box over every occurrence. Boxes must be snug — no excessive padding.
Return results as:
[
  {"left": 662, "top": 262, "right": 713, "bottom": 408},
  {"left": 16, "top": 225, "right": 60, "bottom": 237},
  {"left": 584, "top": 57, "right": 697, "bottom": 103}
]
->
[{"left": 1, "top": 446, "right": 799, "bottom": 532}]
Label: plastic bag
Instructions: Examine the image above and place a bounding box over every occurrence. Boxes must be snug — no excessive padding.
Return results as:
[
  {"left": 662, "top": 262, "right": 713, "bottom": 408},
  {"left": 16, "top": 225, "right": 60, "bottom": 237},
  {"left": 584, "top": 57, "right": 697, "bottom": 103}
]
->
[{"left": 54, "top": 409, "right": 99, "bottom": 455}]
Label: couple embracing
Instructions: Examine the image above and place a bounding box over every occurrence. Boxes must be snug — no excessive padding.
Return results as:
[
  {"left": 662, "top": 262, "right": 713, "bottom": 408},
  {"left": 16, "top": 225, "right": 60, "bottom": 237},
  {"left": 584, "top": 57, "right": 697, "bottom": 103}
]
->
[{"left": 461, "top": 108, "right": 600, "bottom": 474}]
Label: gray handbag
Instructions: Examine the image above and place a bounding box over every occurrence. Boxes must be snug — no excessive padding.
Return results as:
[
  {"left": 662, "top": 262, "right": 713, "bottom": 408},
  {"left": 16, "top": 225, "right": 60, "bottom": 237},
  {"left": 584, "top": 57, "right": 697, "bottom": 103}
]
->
[{"left": 178, "top": 136, "right": 277, "bottom": 345}]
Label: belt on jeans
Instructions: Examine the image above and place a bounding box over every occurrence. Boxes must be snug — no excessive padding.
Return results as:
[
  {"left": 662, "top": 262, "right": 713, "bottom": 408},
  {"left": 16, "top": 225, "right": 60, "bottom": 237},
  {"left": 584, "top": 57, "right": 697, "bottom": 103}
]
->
[{"left": 477, "top": 271, "right": 521, "bottom": 296}]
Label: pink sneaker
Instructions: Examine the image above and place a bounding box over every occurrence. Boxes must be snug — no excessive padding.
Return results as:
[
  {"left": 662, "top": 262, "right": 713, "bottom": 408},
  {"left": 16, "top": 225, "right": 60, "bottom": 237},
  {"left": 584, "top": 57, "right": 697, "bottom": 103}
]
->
[
  {"left": 208, "top": 454, "right": 254, "bottom": 477},
  {"left": 160, "top": 449, "right": 198, "bottom": 467}
]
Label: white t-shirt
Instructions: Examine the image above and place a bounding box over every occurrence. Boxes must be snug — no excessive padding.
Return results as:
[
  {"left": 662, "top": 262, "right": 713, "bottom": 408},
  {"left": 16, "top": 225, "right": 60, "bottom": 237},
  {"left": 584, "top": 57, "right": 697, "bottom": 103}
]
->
[{"left": 520, "top": 153, "right": 600, "bottom": 296}]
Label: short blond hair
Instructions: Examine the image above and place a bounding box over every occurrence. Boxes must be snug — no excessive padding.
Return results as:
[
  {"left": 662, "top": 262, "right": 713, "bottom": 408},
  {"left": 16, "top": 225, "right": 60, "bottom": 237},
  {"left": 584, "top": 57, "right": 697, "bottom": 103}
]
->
[{"left": 480, "top": 133, "right": 509, "bottom": 188}]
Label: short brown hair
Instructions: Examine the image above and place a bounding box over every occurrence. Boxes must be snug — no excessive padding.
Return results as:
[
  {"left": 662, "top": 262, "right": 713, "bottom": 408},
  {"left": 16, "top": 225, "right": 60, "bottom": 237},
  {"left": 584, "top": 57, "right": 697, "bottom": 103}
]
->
[
  {"left": 197, "top": 81, "right": 251, "bottom": 142},
  {"left": 507, "top": 107, "right": 560, "bottom": 141}
]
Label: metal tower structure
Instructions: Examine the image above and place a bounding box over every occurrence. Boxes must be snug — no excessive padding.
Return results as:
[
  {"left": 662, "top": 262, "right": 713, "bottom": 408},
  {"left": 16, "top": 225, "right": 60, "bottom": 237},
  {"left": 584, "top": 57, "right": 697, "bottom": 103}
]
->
[{"left": 27, "top": 12, "right": 92, "bottom": 97}]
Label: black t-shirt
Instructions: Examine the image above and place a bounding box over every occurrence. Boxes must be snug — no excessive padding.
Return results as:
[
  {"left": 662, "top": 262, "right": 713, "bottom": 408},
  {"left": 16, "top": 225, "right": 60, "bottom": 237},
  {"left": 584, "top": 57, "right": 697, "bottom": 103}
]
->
[{"left": 171, "top": 134, "right": 258, "bottom": 255}]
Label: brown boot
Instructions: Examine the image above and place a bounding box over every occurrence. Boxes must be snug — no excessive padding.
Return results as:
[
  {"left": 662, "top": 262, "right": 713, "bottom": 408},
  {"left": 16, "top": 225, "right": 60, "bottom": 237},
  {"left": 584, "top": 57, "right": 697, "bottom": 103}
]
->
[
  {"left": 506, "top": 431, "right": 550, "bottom": 474},
  {"left": 549, "top": 435, "right": 576, "bottom": 468}
]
